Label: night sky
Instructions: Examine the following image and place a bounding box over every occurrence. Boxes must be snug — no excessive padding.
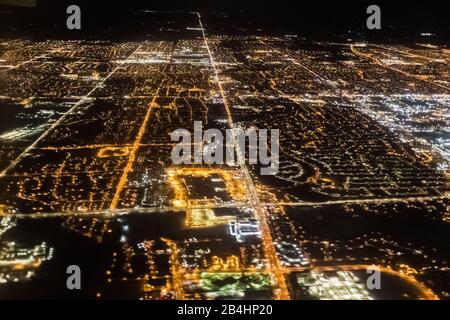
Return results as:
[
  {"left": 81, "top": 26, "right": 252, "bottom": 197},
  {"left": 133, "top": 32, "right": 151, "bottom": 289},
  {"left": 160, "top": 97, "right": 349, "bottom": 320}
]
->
[{"left": 0, "top": 0, "right": 449, "bottom": 40}]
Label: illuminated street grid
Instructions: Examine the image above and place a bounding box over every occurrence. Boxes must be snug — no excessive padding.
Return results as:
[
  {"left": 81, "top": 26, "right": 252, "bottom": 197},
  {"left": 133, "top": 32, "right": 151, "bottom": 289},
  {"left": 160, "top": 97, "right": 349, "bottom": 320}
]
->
[{"left": 0, "top": 12, "right": 449, "bottom": 300}]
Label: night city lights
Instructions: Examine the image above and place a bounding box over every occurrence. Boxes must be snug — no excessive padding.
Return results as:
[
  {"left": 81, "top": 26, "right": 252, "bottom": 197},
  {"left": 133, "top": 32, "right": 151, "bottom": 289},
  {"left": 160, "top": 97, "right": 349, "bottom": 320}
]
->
[{"left": 0, "top": 1, "right": 449, "bottom": 312}]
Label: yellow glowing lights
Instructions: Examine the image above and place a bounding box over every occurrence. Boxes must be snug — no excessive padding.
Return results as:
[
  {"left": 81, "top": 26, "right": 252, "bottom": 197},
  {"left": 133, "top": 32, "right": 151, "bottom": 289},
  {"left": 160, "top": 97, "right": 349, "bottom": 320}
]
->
[
  {"left": 166, "top": 167, "right": 247, "bottom": 208},
  {"left": 97, "top": 146, "right": 132, "bottom": 158}
]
